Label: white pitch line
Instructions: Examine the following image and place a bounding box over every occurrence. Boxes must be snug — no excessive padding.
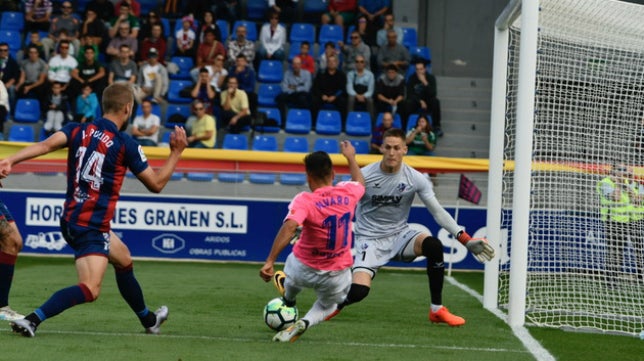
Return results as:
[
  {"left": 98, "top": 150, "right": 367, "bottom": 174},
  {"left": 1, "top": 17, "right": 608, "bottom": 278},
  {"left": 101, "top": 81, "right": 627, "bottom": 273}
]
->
[
  {"left": 1, "top": 328, "right": 530, "bottom": 354},
  {"left": 446, "top": 276, "right": 556, "bottom": 361}
]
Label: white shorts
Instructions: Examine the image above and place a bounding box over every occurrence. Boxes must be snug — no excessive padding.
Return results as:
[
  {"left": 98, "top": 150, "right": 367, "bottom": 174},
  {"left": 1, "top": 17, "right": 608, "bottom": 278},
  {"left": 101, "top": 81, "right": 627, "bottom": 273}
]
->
[
  {"left": 283, "top": 253, "right": 352, "bottom": 307},
  {"left": 352, "top": 226, "right": 423, "bottom": 278}
]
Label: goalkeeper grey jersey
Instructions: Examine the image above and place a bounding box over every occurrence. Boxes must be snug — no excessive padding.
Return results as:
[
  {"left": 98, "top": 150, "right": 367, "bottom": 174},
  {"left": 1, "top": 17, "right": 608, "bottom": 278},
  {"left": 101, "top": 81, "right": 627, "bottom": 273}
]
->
[{"left": 354, "top": 161, "right": 461, "bottom": 238}]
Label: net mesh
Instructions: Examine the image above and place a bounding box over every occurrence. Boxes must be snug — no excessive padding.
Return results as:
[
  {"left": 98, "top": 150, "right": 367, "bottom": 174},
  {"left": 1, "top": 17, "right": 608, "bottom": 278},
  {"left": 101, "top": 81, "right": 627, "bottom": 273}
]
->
[{"left": 498, "top": 0, "right": 644, "bottom": 335}]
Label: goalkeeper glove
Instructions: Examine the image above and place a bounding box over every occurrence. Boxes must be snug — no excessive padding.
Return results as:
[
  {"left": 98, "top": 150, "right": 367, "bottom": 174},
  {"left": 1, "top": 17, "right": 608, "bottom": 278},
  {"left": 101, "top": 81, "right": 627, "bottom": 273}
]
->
[{"left": 457, "top": 230, "right": 495, "bottom": 263}]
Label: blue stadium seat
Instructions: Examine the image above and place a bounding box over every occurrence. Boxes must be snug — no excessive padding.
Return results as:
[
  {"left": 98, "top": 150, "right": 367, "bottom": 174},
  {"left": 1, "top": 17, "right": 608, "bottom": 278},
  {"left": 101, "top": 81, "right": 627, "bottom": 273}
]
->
[
  {"left": 0, "top": 30, "right": 21, "bottom": 57},
  {"left": 287, "top": 41, "right": 302, "bottom": 61},
  {"left": 402, "top": 27, "right": 418, "bottom": 48},
  {"left": 280, "top": 136, "right": 309, "bottom": 185},
  {"left": 290, "top": 23, "right": 316, "bottom": 44},
  {"left": 217, "top": 20, "right": 229, "bottom": 42},
  {"left": 167, "top": 80, "right": 193, "bottom": 103},
  {"left": 410, "top": 46, "right": 432, "bottom": 63},
  {"left": 186, "top": 172, "right": 215, "bottom": 182},
  {"left": 315, "top": 110, "right": 342, "bottom": 135},
  {"left": 345, "top": 25, "right": 355, "bottom": 42},
  {"left": 318, "top": 25, "right": 344, "bottom": 45},
  {"left": 232, "top": 20, "right": 258, "bottom": 41},
  {"left": 0, "top": 12, "right": 24, "bottom": 31},
  {"left": 285, "top": 109, "right": 312, "bottom": 134},
  {"left": 345, "top": 111, "right": 372, "bottom": 136},
  {"left": 246, "top": 0, "right": 269, "bottom": 20},
  {"left": 14, "top": 99, "right": 41, "bottom": 123},
  {"left": 218, "top": 134, "right": 249, "bottom": 183},
  {"left": 249, "top": 135, "right": 278, "bottom": 184},
  {"left": 313, "top": 138, "right": 339, "bottom": 154},
  {"left": 257, "top": 83, "right": 282, "bottom": 107},
  {"left": 375, "top": 112, "right": 402, "bottom": 129},
  {"left": 8, "top": 125, "right": 35, "bottom": 142},
  {"left": 138, "top": 0, "right": 159, "bottom": 15},
  {"left": 302, "top": 0, "right": 327, "bottom": 22},
  {"left": 256, "top": 107, "right": 282, "bottom": 133},
  {"left": 257, "top": 60, "right": 284, "bottom": 83},
  {"left": 169, "top": 56, "right": 194, "bottom": 80},
  {"left": 165, "top": 104, "right": 191, "bottom": 128},
  {"left": 160, "top": 18, "right": 171, "bottom": 38},
  {"left": 350, "top": 139, "right": 370, "bottom": 154}
]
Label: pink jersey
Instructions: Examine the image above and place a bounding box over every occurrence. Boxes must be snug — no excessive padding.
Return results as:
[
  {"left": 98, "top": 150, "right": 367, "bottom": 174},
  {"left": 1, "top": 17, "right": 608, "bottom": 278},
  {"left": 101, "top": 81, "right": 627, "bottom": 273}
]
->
[{"left": 286, "top": 181, "right": 365, "bottom": 271}]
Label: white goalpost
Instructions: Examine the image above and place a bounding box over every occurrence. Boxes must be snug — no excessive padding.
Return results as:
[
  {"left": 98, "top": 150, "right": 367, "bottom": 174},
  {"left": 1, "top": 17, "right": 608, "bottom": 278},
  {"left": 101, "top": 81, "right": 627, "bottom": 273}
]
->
[{"left": 486, "top": 0, "right": 644, "bottom": 336}]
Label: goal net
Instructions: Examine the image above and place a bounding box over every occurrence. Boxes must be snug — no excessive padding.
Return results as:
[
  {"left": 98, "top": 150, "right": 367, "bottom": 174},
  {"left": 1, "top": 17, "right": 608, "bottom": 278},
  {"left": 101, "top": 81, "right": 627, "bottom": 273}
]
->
[{"left": 491, "top": 0, "right": 644, "bottom": 335}]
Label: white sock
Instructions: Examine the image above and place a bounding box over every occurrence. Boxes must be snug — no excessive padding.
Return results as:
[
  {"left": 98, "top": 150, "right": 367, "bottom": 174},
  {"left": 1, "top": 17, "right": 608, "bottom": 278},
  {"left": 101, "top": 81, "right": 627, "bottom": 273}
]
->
[{"left": 431, "top": 304, "right": 443, "bottom": 313}]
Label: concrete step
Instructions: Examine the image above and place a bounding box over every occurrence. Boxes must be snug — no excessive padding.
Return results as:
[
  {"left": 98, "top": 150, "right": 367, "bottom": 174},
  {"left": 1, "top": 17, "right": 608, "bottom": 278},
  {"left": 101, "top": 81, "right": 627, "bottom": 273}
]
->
[
  {"left": 442, "top": 119, "right": 491, "bottom": 137},
  {"left": 440, "top": 97, "right": 492, "bottom": 110},
  {"left": 442, "top": 107, "right": 491, "bottom": 122},
  {"left": 436, "top": 76, "right": 492, "bottom": 89}
]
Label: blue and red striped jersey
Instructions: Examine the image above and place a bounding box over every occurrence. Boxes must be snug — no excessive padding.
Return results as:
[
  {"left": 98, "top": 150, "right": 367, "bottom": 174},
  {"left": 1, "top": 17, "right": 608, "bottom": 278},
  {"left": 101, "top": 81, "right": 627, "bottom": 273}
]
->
[{"left": 60, "top": 117, "right": 149, "bottom": 232}]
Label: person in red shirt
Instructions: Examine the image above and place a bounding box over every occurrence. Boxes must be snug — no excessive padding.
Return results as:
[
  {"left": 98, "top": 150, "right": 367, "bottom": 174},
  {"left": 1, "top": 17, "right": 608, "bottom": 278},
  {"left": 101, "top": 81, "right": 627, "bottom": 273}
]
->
[
  {"left": 322, "top": 0, "right": 358, "bottom": 27},
  {"left": 298, "top": 41, "right": 315, "bottom": 75},
  {"left": 139, "top": 23, "right": 166, "bottom": 65},
  {"left": 191, "top": 28, "right": 226, "bottom": 80}
]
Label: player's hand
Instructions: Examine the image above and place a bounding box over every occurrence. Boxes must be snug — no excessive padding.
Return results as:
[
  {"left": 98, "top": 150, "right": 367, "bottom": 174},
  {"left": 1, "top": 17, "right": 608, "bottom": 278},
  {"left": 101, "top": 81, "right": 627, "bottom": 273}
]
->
[
  {"left": 169, "top": 126, "right": 188, "bottom": 152},
  {"left": 0, "top": 159, "right": 12, "bottom": 179},
  {"left": 457, "top": 231, "right": 495, "bottom": 263},
  {"left": 340, "top": 140, "right": 356, "bottom": 159},
  {"left": 259, "top": 263, "right": 274, "bottom": 282}
]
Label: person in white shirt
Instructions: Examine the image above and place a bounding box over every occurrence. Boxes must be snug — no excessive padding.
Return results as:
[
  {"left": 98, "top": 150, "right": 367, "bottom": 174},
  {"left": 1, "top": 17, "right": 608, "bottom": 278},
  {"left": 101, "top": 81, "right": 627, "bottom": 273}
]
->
[
  {"left": 134, "top": 48, "right": 168, "bottom": 104},
  {"left": 131, "top": 99, "right": 160, "bottom": 146},
  {"left": 47, "top": 39, "right": 78, "bottom": 94},
  {"left": 257, "top": 11, "right": 286, "bottom": 66}
]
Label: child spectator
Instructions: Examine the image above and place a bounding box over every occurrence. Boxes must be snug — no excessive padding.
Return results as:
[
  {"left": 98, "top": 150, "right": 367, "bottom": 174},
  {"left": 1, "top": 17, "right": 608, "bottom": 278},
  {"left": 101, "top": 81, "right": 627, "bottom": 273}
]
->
[
  {"left": 175, "top": 16, "right": 197, "bottom": 58},
  {"left": 43, "top": 82, "right": 70, "bottom": 136},
  {"left": 74, "top": 83, "right": 99, "bottom": 123},
  {"left": 298, "top": 41, "right": 316, "bottom": 75}
]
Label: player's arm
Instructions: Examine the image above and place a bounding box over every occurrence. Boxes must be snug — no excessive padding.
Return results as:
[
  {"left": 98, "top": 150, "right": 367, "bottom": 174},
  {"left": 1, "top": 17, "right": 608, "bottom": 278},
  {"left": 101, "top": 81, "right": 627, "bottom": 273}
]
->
[
  {"left": 0, "top": 132, "right": 67, "bottom": 178},
  {"left": 260, "top": 219, "right": 299, "bottom": 282},
  {"left": 135, "top": 126, "right": 187, "bottom": 193},
  {"left": 340, "top": 140, "right": 365, "bottom": 185}
]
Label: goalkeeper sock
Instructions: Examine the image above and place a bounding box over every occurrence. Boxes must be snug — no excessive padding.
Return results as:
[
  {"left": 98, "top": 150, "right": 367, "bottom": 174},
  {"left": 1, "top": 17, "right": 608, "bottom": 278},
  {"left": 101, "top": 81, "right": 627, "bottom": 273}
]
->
[
  {"left": 0, "top": 251, "right": 17, "bottom": 307},
  {"left": 422, "top": 237, "right": 445, "bottom": 306},
  {"left": 339, "top": 283, "right": 370, "bottom": 309}
]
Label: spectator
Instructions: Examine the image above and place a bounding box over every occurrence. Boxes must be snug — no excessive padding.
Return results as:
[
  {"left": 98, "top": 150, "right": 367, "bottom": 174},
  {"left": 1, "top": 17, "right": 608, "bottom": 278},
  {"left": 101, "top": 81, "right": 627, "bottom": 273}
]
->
[
  {"left": 53, "top": 29, "right": 77, "bottom": 58},
  {"left": 174, "top": 16, "right": 197, "bottom": 58},
  {"left": 106, "top": 23, "right": 138, "bottom": 59},
  {"left": 257, "top": 11, "right": 287, "bottom": 64},
  {"left": 318, "top": 41, "right": 339, "bottom": 74},
  {"left": 370, "top": 111, "right": 394, "bottom": 154},
  {"left": 131, "top": 99, "right": 161, "bottom": 146},
  {"left": 114, "top": 0, "right": 141, "bottom": 18},
  {"left": 139, "top": 24, "right": 167, "bottom": 65},
  {"left": 108, "top": 44, "right": 137, "bottom": 85},
  {"left": 375, "top": 64, "right": 404, "bottom": 116},
  {"left": 43, "top": 82, "right": 70, "bottom": 136},
  {"left": 226, "top": 25, "right": 256, "bottom": 69},
  {"left": 135, "top": 48, "right": 169, "bottom": 104},
  {"left": 346, "top": 54, "right": 375, "bottom": 118},
  {"left": 220, "top": 76, "right": 251, "bottom": 133},
  {"left": 376, "top": 13, "right": 403, "bottom": 48},
  {"left": 0, "top": 80, "right": 8, "bottom": 137},
  {"left": 74, "top": 83, "right": 99, "bottom": 123},
  {"left": 24, "top": 0, "right": 53, "bottom": 33},
  {"left": 376, "top": 30, "right": 410, "bottom": 74},
  {"left": 69, "top": 46, "right": 107, "bottom": 101},
  {"left": 321, "top": 0, "right": 358, "bottom": 27},
  {"left": 190, "top": 67, "right": 216, "bottom": 114},
  {"left": 42, "top": 1, "right": 80, "bottom": 59},
  {"left": 268, "top": 0, "right": 298, "bottom": 24},
  {"left": 47, "top": 39, "right": 77, "bottom": 95},
  {"left": 340, "top": 30, "right": 371, "bottom": 72},
  {"left": 80, "top": 8, "right": 107, "bottom": 50},
  {"left": 187, "top": 99, "right": 217, "bottom": 148},
  {"left": 24, "top": 32, "right": 47, "bottom": 61},
  {"left": 197, "top": 10, "right": 223, "bottom": 43},
  {"left": 16, "top": 44, "right": 48, "bottom": 102},
  {"left": 108, "top": 2, "right": 140, "bottom": 40},
  {"left": 138, "top": 10, "right": 164, "bottom": 43},
  {"left": 358, "top": 0, "right": 390, "bottom": 39},
  {"left": 213, "top": 0, "right": 240, "bottom": 23},
  {"left": 191, "top": 28, "right": 226, "bottom": 81},
  {"left": 405, "top": 114, "right": 436, "bottom": 156},
  {"left": 0, "top": 42, "right": 21, "bottom": 108},
  {"left": 312, "top": 54, "right": 347, "bottom": 121},
  {"left": 297, "top": 41, "right": 316, "bottom": 75},
  {"left": 354, "top": 15, "right": 377, "bottom": 48},
  {"left": 405, "top": 61, "right": 443, "bottom": 136},
  {"left": 76, "top": 34, "right": 99, "bottom": 65},
  {"left": 86, "top": 0, "right": 115, "bottom": 23},
  {"left": 229, "top": 54, "right": 257, "bottom": 115},
  {"left": 276, "top": 56, "right": 312, "bottom": 122},
  {"left": 208, "top": 55, "right": 229, "bottom": 94}
]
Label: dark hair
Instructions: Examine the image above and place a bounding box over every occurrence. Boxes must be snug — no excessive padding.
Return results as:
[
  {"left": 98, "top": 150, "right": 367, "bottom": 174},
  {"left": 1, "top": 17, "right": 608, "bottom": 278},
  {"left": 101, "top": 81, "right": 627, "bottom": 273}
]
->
[
  {"left": 324, "top": 41, "right": 335, "bottom": 49},
  {"left": 385, "top": 64, "right": 398, "bottom": 72},
  {"left": 204, "top": 27, "right": 216, "bottom": 36},
  {"left": 304, "top": 151, "right": 333, "bottom": 180},
  {"left": 415, "top": 114, "right": 432, "bottom": 132},
  {"left": 26, "top": 44, "right": 39, "bottom": 53},
  {"left": 236, "top": 53, "right": 247, "bottom": 60},
  {"left": 199, "top": 67, "right": 209, "bottom": 74},
  {"left": 383, "top": 128, "right": 406, "bottom": 142},
  {"left": 301, "top": 41, "right": 310, "bottom": 47}
]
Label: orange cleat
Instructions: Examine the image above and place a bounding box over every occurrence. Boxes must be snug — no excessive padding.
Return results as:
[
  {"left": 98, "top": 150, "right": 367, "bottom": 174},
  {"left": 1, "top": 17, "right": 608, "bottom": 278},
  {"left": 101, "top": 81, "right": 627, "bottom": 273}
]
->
[{"left": 429, "top": 306, "right": 465, "bottom": 327}]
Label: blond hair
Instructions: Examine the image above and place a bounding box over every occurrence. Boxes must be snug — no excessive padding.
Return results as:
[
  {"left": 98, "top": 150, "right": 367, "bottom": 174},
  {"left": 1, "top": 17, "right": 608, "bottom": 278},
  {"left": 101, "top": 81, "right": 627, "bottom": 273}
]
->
[{"left": 102, "top": 83, "right": 134, "bottom": 114}]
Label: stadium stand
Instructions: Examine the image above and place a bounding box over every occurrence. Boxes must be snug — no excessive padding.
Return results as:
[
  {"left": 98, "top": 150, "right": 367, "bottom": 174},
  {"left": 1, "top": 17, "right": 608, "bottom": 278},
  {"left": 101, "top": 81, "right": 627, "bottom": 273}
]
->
[
  {"left": 315, "top": 110, "right": 342, "bottom": 135},
  {"left": 318, "top": 25, "right": 344, "bottom": 45},
  {"left": 14, "top": 99, "right": 41, "bottom": 123},
  {"left": 345, "top": 111, "right": 372, "bottom": 136},
  {"left": 313, "top": 138, "right": 339, "bottom": 154},
  {"left": 8, "top": 125, "right": 35, "bottom": 142},
  {"left": 232, "top": 20, "right": 258, "bottom": 41},
  {"left": 402, "top": 27, "right": 418, "bottom": 48},
  {"left": 218, "top": 133, "right": 249, "bottom": 183},
  {"left": 167, "top": 80, "right": 193, "bottom": 103},
  {"left": 245, "top": 0, "right": 270, "bottom": 21},
  {"left": 350, "top": 139, "right": 370, "bottom": 154},
  {"left": 165, "top": 104, "right": 191, "bottom": 128},
  {"left": 257, "top": 60, "right": 284, "bottom": 83},
  {"left": 257, "top": 83, "right": 282, "bottom": 107},
  {"left": 410, "top": 46, "right": 432, "bottom": 63},
  {"left": 289, "top": 23, "right": 316, "bottom": 44},
  {"left": 375, "top": 112, "right": 402, "bottom": 129},
  {"left": 284, "top": 109, "right": 312, "bottom": 134},
  {"left": 0, "top": 12, "right": 24, "bottom": 31},
  {"left": 169, "top": 56, "right": 194, "bottom": 80},
  {"left": 249, "top": 135, "right": 278, "bottom": 184},
  {"left": 255, "top": 107, "right": 282, "bottom": 133},
  {"left": 280, "top": 136, "right": 308, "bottom": 185}
]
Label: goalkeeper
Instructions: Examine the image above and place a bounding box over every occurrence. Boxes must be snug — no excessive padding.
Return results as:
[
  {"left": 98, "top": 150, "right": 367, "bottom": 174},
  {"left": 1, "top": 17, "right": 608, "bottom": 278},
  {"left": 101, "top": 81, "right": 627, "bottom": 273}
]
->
[{"left": 327, "top": 128, "right": 494, "bottom": 326}]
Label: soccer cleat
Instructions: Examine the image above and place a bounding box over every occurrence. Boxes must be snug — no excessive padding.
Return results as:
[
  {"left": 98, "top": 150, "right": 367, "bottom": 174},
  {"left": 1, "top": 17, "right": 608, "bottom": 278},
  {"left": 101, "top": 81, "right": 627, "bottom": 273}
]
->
[
  {"left": 145, "top": 306, "right": 169, "bottom": 334},
  {"left": 272, "top": 271, "right": 286, "bottom": 297},
  {"left": 324, "top": 306, "right": 341, "bottom": 321},
  {"left": 429, "top": 306, "right": 465, "bottom": 327},
  {"left": 10, "top": 318, "right": 37, "bottom": 337},
  {"left": 0, "top": 306, "right": 24, "bottom": 321},
  {"left": 272, "top": 319, "right": 307, "bottom": 342}
]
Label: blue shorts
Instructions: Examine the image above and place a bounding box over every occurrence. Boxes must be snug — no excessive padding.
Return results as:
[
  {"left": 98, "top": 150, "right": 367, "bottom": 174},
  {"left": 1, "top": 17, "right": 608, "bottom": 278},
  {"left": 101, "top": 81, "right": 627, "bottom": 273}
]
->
[
  {"left": 60, "top": 219, "right": 110, "bottom": 259},
  {"left": 0, "top": 200, "right": 15, "bottom": 223}
]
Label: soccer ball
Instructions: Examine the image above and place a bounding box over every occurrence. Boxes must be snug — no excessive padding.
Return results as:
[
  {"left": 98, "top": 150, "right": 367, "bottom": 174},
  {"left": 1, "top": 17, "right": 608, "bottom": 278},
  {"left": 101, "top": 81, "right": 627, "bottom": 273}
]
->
[{"left": 263, "top": 297, "right": 298, "bottom": 331}]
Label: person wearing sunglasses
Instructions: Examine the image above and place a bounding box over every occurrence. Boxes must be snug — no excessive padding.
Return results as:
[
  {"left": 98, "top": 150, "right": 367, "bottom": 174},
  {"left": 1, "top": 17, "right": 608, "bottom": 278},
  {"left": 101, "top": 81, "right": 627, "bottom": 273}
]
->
[{"left": 42, "top": 1, "right": 80, "bottom": 59}]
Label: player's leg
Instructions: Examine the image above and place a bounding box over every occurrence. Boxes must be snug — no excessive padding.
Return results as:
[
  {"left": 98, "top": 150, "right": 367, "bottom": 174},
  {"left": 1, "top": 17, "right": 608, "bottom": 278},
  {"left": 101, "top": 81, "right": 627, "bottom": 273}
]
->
[
  {"left": 108, "top": 231, "right": 167, "bottom": 333},
  {"left": 411, "top": 233, "right": 465, "bottom": 326},
  {"left": 0, "top": 209, "right": 24, "bottom": 320}
]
